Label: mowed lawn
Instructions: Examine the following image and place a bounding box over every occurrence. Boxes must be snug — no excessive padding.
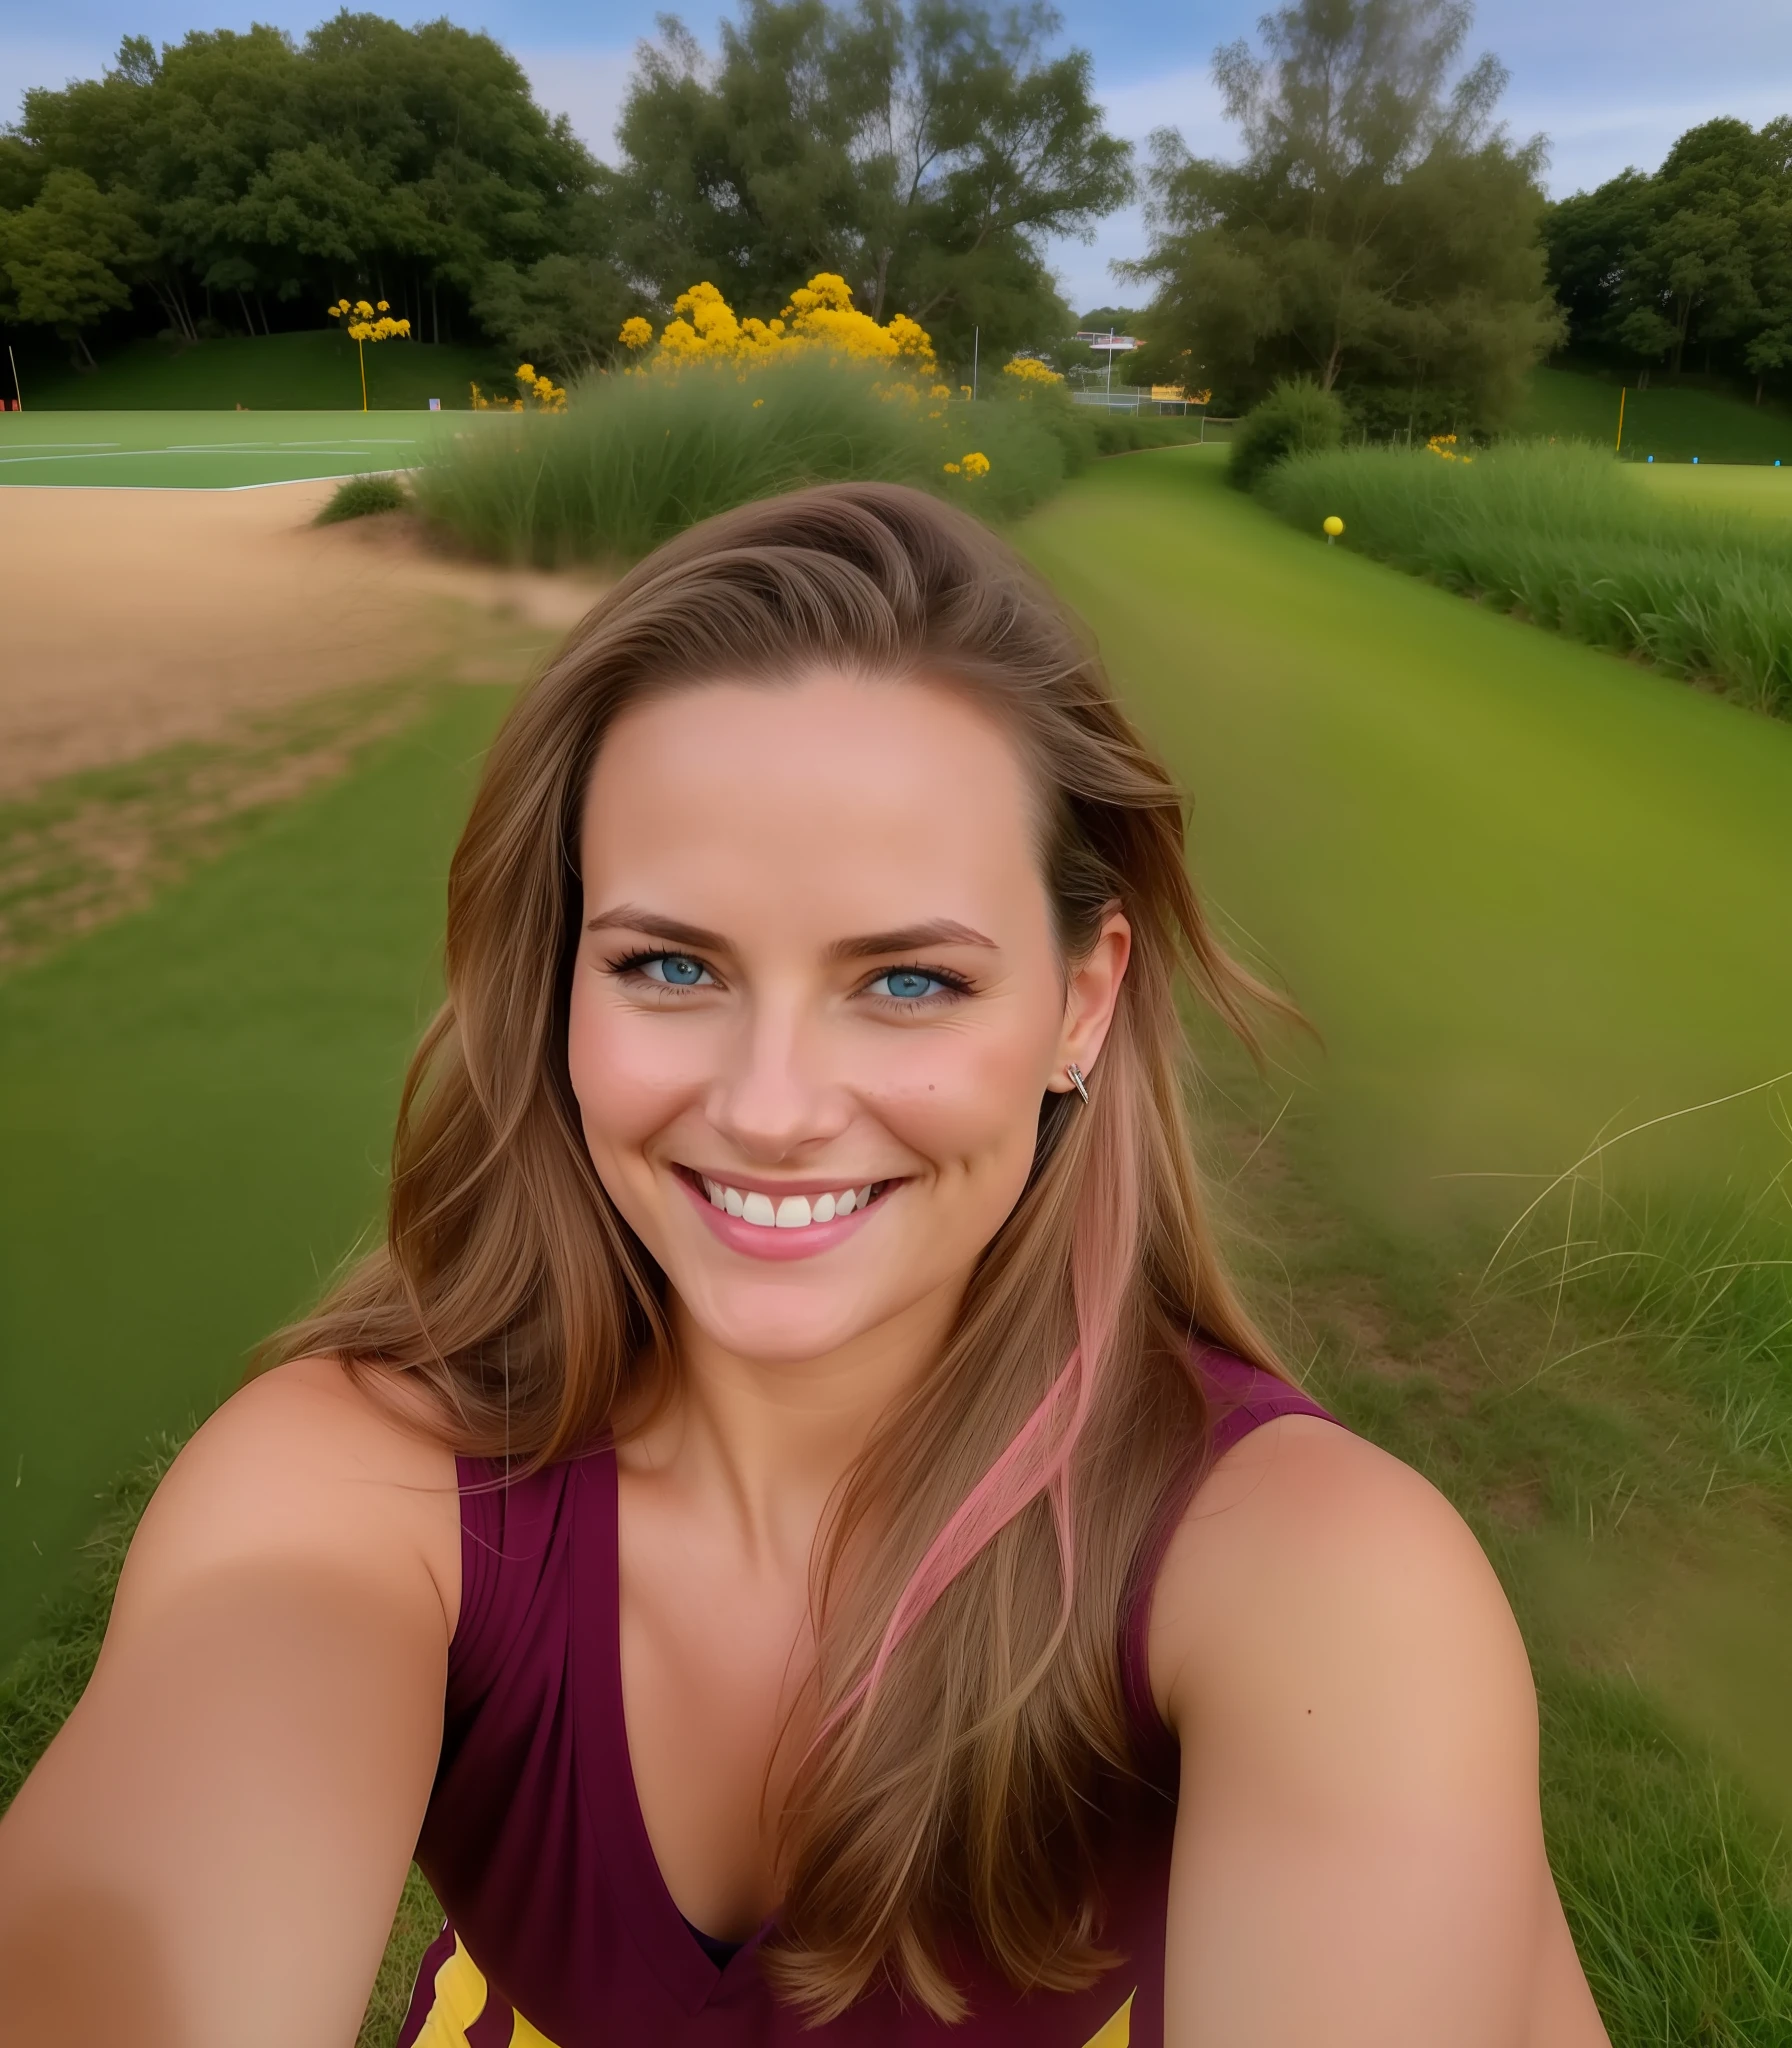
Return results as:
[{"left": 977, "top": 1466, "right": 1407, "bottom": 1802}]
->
[
  {"left": 0, "top": 409, "right": 490, "bottom": 488},
  {"left": 0, "top": 686, "right": 510, "bottom": 1656},
  {"left": 1515, "top": 362, "right": 1792, "bottom": 465},
  {"left": 1023, "top": 447, "right": 1792, "bottom": 1219},
  {"left": 1634, "top": 458, "right": 1792, "bottom": 519}
]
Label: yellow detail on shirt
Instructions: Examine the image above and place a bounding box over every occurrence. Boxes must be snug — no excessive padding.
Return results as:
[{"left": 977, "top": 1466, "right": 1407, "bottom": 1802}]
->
[
  {"left": 1083, "top": 1991, "right": 1134, "bottom": 2046},
  {"left": 409, "top": 1935, "right": 1131, "bottom": 2048},
  {"left": 508, "top": 2006, "right": 562, "bottom": 2046},
  {"left": 410, "top": 1935, "right": 490, "bottom": 2046}
]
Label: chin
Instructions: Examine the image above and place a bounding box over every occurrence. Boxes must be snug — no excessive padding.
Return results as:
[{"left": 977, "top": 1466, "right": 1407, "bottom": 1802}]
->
[{"left": 676, "top": 1270, "right": 902, "bottom": 1365}]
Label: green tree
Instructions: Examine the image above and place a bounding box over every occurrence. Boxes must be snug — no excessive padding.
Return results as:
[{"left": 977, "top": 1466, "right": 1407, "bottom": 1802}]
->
[
  {"left": 471, "top": 243, "right": 641, "bottom": 377},
  {"left": 1126, "top": 0, "right": 1562, "bottom": 433},
  {"left": 1546, "top": 118, "right": 1792, "bottom": 402},
  {"left": 5, "top": 13, "right": 616, "bottom": 355},
  {"left": 0, "top": 168, "right": 154, "bottom": 362},
  {"left": 613, "top": 0, "right": 1131, "bottom": 364}
]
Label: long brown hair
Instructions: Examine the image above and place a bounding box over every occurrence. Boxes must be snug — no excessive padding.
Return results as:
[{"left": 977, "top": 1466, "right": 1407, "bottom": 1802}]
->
[{"left": 274, "top": 481, "right": 1289, "bottom": 2019}]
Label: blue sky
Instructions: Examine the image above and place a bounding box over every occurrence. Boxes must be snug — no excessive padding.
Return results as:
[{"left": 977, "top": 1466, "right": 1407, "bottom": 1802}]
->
[{"left": 4, "top": 1, "right": 1789, "bottom": 312}]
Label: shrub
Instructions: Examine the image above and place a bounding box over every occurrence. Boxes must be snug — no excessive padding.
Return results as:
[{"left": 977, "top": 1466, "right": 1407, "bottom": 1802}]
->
[
  {"left": 314, "top": 473, "right": 409, "bottom": 525},
  {"left": 1227, "top": 376, "right": 1347, "bottom": 492},
  {"left": 413, "top": 354, "right": 1072, "bottom": 566},
  {"left": 1260, "top": 440, "right": 1792, "bottom": 718}
]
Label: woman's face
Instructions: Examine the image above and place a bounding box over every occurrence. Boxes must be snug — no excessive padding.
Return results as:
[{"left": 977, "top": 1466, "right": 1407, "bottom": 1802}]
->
[{"left": 568, "top": 670, "right": 1128, "bottom": 1369}]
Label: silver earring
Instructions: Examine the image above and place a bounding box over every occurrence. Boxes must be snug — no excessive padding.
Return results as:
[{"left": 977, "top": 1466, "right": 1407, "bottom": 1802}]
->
[{"left": 1066, "top": 1063, "right": 1090, "bottom": 1104}]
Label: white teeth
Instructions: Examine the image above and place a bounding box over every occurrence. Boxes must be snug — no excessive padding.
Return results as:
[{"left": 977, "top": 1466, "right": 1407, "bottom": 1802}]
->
[{"left": 700, "top": 1179, "right": 885, "bottom": 1226}]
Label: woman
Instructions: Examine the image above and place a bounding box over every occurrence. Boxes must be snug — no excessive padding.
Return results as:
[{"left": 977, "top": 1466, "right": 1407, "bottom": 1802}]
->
[{"left": 0, "top": 483, "right": 1608, "bottom": 2047}]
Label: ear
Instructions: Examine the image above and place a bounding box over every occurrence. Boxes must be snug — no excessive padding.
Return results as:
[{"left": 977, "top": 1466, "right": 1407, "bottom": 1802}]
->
[{"left": 1048, "top": 908, "right": 1132, "bottom": 1092}]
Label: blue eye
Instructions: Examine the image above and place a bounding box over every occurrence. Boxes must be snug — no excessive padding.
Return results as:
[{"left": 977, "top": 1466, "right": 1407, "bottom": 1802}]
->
[
  {"left": 874, "top": 969, "right": 943, "bottom": 1001},
  {"left": 642, "top": 953, "right": 708, "bottom": 986}
]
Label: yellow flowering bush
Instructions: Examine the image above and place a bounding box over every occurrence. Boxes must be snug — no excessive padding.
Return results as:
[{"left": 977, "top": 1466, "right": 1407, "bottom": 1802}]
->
[
  {"left": 327, "top": 297, "right": 411, "bottom": 411},
  {"left": 620, "top": 273, "right": 936, "bottom": 378},
  {"left": 328, "top": 296, "right": 411, "bottom": 344},
  {"left": 1002, "top": 356, "right": 1062, "bottom": 387},
  {"left": 517, "top": 363, "right": 568, "bottom": 411},
  {"left": 1426, "top": 432, "right": 1472, "bottom": 464},
  {"left": 469, "top": 365, "right": 568, "bottom": 413},
  {"left": 943, "top": 451, "right": 991, "bottom": 478}
]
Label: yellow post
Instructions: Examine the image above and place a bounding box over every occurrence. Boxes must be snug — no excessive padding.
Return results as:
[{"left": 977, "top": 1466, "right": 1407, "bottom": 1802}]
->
[
  {"left": 1615, "top": 385, "right": 1626, "bottom": 455},
  {"left": 357, "top": 337, "right": 368, "bottom": 412}
]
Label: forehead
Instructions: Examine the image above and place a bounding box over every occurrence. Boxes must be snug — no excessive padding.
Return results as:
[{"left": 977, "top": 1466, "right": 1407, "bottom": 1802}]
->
[{"left": 579, "top": 670, "right": 1048, "bottom": 934}]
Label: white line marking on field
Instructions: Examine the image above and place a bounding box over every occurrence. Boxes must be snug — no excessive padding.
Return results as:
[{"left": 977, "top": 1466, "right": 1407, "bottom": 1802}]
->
[
  {"left": 0, "top": 449, "right": 155, "bottom": 466},
  {"left": 0, "top": 467, "right": 425, "bottom": 492}
]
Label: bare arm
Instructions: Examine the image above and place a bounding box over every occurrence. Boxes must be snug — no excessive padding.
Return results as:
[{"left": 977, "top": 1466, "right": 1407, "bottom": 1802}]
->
[
  {"left": 0, "top": 1359, "right": 460, "bottom": 2048},
  {"left": 1153, "top": 1416, "right": 1610, "bottom": 2048}
]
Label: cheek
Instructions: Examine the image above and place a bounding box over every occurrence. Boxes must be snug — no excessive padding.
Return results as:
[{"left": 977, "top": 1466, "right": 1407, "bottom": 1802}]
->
[
  {"left": 565, "top": 974, "right": 708, "bottom": 1160},
  {"left": 862, "top": 1005, "right": 1061, "bottom": 1188}
]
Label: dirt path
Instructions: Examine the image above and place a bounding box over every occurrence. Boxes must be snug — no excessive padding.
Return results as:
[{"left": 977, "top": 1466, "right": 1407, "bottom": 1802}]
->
[{"left": 0, "top": 481, "right": 602, "bottom": 797}]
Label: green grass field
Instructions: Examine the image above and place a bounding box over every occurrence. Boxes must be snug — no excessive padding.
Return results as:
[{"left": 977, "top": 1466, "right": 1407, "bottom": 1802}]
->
[
  {"left": 1635, "top": 459, "right": 1792, "bottom": 518},
  {"left": 1026, "top": 447, "right": 1792, "bottom": 1217},
  {"left": 0, "top": 685, "right": 511, "bottom": 1654},
  {"left": 15, "top": 329, "right": 513, "bottom": 412},
  {"left": 1514, "top": 363, "right": 1792, "bottom": 464},
  {"left": 0, "top": 408, "right": 491, "bottom": 488}
]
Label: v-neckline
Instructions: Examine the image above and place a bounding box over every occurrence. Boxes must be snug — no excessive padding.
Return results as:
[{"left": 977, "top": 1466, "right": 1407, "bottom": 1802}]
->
[{"left": 574, "top": 1447, "right": 777, "bottom": 2010}]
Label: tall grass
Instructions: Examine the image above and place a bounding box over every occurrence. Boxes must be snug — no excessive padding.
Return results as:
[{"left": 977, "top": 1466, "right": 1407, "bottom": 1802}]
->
[
  {"left": 1259, "top": 442, "right": 1792, "bottom": 718},
  {"left": 414, "top": 354, "right": 1086, "bottom": 565},
  {"left": 1542, "top": 1662, "right": 1792, "bottom": 2046}
]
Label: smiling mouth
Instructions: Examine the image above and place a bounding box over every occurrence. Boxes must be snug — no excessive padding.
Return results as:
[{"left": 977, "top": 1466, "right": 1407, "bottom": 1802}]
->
[{"left": 674, "top": 1167, "right": 896, "bottom": 1232}]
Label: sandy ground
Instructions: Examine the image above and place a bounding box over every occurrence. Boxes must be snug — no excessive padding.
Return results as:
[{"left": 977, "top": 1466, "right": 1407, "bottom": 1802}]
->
[{"left": 1, "top": 480, "right": 605, "bottom": 796}]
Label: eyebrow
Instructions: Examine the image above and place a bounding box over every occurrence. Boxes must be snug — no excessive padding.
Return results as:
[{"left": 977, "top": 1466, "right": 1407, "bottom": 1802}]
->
[
  {"left": 585, "top": 905, "right": 997, "bottom": 959},
  {"left": 827, "top": 920, "right": 997, "bottom": 961}
]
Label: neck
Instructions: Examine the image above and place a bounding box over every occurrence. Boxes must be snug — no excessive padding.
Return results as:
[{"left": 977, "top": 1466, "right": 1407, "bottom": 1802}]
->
[{"left": 622, "top": 1282, "right": 965, "bottom": 1578}]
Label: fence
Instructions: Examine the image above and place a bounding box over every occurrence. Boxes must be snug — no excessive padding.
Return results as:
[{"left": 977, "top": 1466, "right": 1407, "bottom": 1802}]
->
[{"left": 1070, "top": 390, "right": 1239, "bottom": 442}]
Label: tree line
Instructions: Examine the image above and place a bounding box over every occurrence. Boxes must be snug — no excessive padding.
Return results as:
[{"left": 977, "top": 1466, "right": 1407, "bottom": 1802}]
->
[
  {"left": 1, "top": 0, "right": 1785, "bottom": 429},
  {"left": 0, "top": 1, "right": 1125, "bottom": 376},
  {"left": 1545, "top": 118, "right": 1792, "bottom": 403}
]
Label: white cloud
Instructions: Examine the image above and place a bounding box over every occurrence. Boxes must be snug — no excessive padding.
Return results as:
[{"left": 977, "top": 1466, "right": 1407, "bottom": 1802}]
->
[
  {"left": 516, "top": 47, "right": 636, "bottom": 162},
  {"left": 1043, "top": 67, "right": 1227, "bottom": 318}
]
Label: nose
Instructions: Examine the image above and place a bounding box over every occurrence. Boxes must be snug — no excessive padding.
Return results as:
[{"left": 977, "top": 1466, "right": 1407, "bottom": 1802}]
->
[{"left": 706, "top": 992, "right": 850, "bottom": 1163}]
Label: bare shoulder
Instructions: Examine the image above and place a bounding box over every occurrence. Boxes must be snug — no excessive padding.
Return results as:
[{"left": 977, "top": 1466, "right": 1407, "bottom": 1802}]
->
[
  {"left": 113, "top": 1356, "right": 463, "bottom": 1649},
  {"left": 1149, "top": 1411, "right": 1612, "bottom": 2040},
  {"left": 1149, "top": 1413, "right": 1537, "bottom": 1794}
]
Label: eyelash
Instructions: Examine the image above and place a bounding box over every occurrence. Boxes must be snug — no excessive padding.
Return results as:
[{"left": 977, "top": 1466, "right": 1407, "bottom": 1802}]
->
[{"left": 601, "top": 950, "right": 976, "bottom": 1007}]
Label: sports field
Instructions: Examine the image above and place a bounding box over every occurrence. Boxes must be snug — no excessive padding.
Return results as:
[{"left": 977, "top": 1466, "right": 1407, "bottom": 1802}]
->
[
  {"left": 0, "top": 409, "right": 481, "bottom": 488},
  {"left": 1635, "top": 457, "right": 1792, "bottom": 518}
]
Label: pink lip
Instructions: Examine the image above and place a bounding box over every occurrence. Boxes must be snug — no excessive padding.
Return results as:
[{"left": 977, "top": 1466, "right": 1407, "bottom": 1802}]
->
[{"left": 676, "top": 1171, "right": 891, "bottom": 1262}]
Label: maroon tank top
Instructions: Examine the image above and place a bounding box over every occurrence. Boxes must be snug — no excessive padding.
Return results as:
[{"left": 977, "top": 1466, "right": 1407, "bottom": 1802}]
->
[{"left": 398, "top": 1353, "right": 1333, "bottom": 2048}]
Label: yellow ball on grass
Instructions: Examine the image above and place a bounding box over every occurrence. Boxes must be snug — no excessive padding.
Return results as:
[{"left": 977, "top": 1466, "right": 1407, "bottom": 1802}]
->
[{"left": 1323, "top": 515, "right": 1344, "bottom": 537}]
